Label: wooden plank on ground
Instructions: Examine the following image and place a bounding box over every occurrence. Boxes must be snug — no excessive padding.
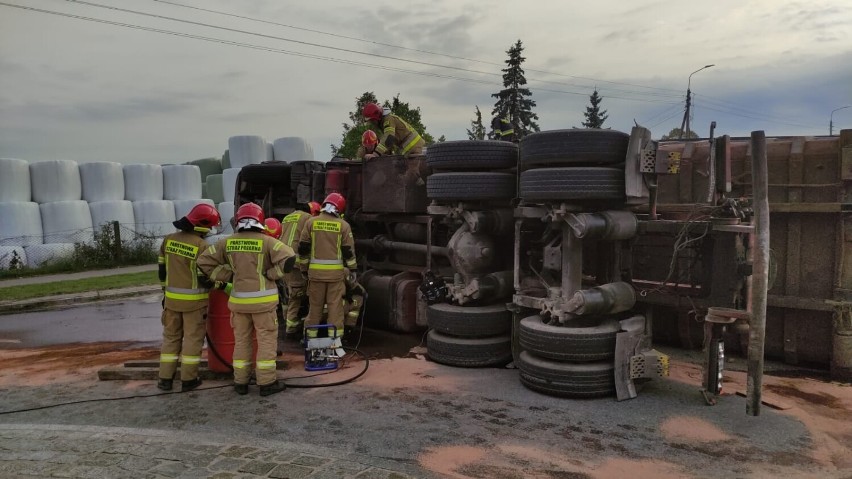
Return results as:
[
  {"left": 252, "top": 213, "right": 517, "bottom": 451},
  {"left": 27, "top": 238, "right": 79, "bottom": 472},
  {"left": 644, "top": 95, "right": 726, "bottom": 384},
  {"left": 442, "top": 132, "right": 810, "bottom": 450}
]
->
[{"left": 735, "top": 390, "right": 794, "bottom": 410}]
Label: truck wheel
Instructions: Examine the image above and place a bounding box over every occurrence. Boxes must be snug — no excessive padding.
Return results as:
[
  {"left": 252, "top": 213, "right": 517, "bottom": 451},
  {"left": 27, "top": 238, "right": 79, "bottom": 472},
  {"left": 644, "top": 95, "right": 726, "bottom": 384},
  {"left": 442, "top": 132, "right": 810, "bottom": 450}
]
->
[
  {"left": 517, "top": 351, "right": 615, "bottom": 398},
  {"left": 426, "top": 140, "right": 518, "bottom": 170},
  {"left": 520, "top": 129, "right": 629, "bottom": 167},
  {"left": 427, "top": 172, "right": 516, "bottom": 201},
  {"left": 519, "top": 315, "right": 618, "bottom": 362},
  {"left": 427, "top": 303, "right": 511, "bottom": 337},
  {"left": 427, "top": 330, "right": 512, "bottom": 367},
  {"left": 519, "top": 167, "right": 623, "bottom": 201}
]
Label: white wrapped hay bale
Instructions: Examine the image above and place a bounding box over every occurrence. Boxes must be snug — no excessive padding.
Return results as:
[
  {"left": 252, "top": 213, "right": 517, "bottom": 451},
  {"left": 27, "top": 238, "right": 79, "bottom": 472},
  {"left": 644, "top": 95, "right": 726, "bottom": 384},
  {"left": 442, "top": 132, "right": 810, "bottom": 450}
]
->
[
  {"left": 222, "top": 168, "right": 241, "bottom": 203},
  {"left": 272, "top": 137, "right": 315, "bottom": 162},
  {"left": 89, "top": 200, "right": 135, "bottom": 233},
  {"left": 40, "top": 201, "right": 94, "bottom": 244},
  {"left": 133, "top": 200, "right": 176, "bottom": 238},
  {"left": 0, "top": 202, "right": 43, "bottom": 246},
  {"left": 30, "top": 160, "right": 82, "bottom": 203},
  {"left": 0, "top": 158, "right": 31, "bottom": 202},
  {"left": 24, "top": 244, "right": 74, "bottom": 268},
  {"left": 0, "top": 246, "right": 27, "bottom": 269},
  {"left": 163, "top": 164, "right": 202, "bottom": 200},
  {"left": 124, "top": 164, "right": 164, "bottom": 201},
  {"left": 173, "top": 199, "right": 215, "bottom": 220},
  {"left": 79, "top": 162, "right": 125, "bottom": 202},
  {"left": 217, "top": 201, "right": 235, "bottom": 234},
  {"left": 228, "top": 136, "right": 268, "bottom": 168},
  {"left": 206, "top": 174, "right": 224, "bottom": 204}
]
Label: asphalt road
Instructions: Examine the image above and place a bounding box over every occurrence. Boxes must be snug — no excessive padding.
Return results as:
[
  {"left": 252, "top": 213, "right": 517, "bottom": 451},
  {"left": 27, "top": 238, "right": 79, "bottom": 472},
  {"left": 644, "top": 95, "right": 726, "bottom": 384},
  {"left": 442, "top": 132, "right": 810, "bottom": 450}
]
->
[
  {"left": 0, "top": 294, "right": 163, "bottom": 347},
  {"left": 0, "top": 297, "right": 849, "bottom": 478}
]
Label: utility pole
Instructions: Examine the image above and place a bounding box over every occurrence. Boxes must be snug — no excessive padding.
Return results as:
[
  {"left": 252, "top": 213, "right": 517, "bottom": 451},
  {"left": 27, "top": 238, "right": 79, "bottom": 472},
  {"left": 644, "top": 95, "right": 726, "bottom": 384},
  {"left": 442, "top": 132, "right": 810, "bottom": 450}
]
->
[
  {"left": 831, "top": 106, "right": 851, "bottom": 136},
  {"left": 679, "top": 64, "right": 715, "bottom": 139}
]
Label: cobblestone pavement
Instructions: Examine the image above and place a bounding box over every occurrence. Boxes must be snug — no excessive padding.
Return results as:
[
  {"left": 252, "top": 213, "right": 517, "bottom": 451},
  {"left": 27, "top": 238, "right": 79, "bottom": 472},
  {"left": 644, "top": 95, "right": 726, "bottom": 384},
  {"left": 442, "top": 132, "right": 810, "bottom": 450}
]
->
[{"left": 0, "top": 424, "right": 435, "bottom": 479}]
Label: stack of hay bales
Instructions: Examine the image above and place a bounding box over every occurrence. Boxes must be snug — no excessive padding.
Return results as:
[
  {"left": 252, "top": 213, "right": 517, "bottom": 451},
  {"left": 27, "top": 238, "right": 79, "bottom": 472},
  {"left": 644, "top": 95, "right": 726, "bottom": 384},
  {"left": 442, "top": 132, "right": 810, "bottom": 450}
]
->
[{"left": 28, "top": 160, "right": 92, "bottom": 267}]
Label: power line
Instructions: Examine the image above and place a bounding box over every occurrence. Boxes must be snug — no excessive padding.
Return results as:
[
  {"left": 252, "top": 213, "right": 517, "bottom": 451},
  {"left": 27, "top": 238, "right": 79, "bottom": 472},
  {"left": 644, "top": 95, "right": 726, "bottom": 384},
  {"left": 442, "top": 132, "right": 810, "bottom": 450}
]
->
[
  {"left": 3, "top": 2, "right": 680, "bottom": 106},
  {"left": 694, "top": 94, "right": 825, "bottom": 129},
  {"left": 692, "top": 101, "right": 824, "bottom": 131},
  {"left": 64, "top": 0, "right": 681, "bottom": 103},
  {"left": 150, "top": 0, "right": 686, "bottom": 96}
]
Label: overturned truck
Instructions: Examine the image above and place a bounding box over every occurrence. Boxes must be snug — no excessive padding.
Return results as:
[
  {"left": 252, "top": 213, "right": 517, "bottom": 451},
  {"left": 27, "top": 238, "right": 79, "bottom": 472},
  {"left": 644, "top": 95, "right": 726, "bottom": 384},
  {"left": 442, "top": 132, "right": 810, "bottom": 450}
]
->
[{"left": 232, "top": 127, "right": 852, "bottom": 400}]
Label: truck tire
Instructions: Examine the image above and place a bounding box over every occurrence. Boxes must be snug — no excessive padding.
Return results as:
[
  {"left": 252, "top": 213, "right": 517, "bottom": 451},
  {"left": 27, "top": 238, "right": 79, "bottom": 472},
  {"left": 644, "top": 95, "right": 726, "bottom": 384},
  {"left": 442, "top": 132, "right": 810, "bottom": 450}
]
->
[
  {"left": 426, "top": 140, "right": 518, "bottom": 170},
  {"left": 517, "top": 351, "right": 615, "bottom": 398},
  {"left": 519, "top": 315, "right": 618, "bottom": 362},
  {"left": 427, "top": 172, "right": 516, "bottom": 201},
  {"left": 427, "top": 330, "right": 512, "bottom": 368},
  {"left": 519, "top": 167, "right": 623, "bottom": 201},
  {"left": 427, "top": 303, "right": 511, "bottom": 337},
  {"left": 520, "top": 129, "right": 629, "bottom": 167},
  {"left": 238, "top": 162, "right": 290, "bottom": 185}
]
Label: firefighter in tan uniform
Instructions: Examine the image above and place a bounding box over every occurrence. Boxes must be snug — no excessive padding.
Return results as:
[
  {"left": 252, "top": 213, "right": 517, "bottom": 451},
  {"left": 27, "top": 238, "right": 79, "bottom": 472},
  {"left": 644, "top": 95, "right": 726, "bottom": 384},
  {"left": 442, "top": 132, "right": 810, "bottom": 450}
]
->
[
  {"left": 361, "top": 103, "right": 424, "bottom": 158},
  {"left": 157, "top": 203, "right": 222, "bottom": 392},
  {"left": 343, "top": 273, "right": 366, "bottom": 337},
  {"left": 198, "top": 202, "right": 296, "bottom": 396},
  {"left": 279, "top": 202, "right": 320, "bottom": 340},
  {"left": 298, "top": 193, "right": 357, "bottom": 342},
  {"left": 355, "top": 129, "right": 380, "bottom": 161}
]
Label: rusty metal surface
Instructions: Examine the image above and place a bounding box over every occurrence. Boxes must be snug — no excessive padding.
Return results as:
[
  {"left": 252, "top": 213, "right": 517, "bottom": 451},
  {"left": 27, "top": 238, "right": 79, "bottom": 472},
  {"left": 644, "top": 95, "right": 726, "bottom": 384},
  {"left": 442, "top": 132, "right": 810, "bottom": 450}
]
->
[
  {"left": 362, "top": 155, "right": 429, "bottom": 213},
  {"left": 647, "top": 135, "right": 846, "bottom": 369}
]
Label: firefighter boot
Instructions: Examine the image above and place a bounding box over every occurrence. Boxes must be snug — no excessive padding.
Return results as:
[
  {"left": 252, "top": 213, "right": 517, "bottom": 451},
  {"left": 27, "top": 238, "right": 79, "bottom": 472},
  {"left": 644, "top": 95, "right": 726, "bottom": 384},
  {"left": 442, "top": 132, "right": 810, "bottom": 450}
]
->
[
  {"left": 259, "top": 380, "right": 286, "bottom": 397},
  {"left": 157, "top": 378, "right": 173, "bottom": 391},
  {"left": 233, "top": 383, "right": 249, "bottom": 395},
  {"left": 181, "top": 378, "right": 203, "bottom": 392}
]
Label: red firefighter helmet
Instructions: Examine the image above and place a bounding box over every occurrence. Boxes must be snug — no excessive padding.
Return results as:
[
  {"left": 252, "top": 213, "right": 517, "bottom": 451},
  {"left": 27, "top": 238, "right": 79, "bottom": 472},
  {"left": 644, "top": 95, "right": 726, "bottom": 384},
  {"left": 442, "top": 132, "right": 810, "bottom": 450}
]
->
[
  {"left": 362, "top": 103, "right": 383, "bottom": 122},
  {"left": 308, "top": 201, "right": 321, "bottom": 216},
  {"left": 361, "top": 129, "right": 378, "bottom": 148},
  {"left": 263, "top": 218, "right": 282, "bottom": 238},
  {"left": 323, "top": 192, "right": 346, "bottom": 213},
  {"left": 185, "top": 203, "right": 221, "bottom": 232},
  {"left": 235, "top": 202, "right": 264, "bottom": 223}
]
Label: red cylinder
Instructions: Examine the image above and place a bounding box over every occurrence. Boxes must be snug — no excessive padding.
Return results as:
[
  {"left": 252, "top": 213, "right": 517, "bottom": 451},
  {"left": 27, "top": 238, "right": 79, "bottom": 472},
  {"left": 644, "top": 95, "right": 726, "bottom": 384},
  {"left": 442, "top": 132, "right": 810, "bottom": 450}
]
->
[
  {"left": 325, "top": 169, "right": 347, "bottom": 195},
  {"left": 206, "top": 289, "right": 257, "bottom": 373}
]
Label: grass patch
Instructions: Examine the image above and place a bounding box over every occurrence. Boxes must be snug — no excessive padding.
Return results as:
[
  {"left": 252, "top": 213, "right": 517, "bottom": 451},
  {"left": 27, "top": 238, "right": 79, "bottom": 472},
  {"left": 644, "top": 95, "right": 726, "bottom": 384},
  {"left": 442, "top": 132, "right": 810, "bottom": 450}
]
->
[
  {"left": 0, "top": 271, "right": 159, "bottom": 302},
  {"left": 0, "top": 223, "right": 158, "bottom": 280}
]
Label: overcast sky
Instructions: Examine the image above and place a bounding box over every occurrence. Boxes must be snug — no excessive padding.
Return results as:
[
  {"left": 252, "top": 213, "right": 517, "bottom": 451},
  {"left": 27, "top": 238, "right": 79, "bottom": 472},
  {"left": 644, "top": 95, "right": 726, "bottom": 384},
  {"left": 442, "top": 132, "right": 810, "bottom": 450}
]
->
[{"left": 1, "top": 0, "right": 851, "bottom": 164}]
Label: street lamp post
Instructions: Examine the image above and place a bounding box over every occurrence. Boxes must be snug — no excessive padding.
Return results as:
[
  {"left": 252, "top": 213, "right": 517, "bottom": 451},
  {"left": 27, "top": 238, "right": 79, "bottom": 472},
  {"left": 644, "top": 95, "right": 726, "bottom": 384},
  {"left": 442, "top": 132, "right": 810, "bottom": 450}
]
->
[
  {"left": 679, "top": 64, "right": 715, "bottom": 139},
  {"left": 830, "top": 106, "right": 851, "bottom": 136}
]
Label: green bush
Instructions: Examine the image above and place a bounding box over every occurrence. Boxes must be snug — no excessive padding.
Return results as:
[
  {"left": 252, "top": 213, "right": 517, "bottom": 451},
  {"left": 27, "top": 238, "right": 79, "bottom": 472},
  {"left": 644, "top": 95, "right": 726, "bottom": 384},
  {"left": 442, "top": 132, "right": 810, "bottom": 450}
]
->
[{"left": 0, "top": 223, "right": 158, "bottom": 278}]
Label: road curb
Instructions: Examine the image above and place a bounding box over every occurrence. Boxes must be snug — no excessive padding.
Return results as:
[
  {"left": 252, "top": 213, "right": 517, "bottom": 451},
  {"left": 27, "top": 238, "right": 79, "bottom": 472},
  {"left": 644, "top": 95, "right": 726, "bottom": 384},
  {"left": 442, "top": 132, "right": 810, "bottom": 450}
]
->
[{"left": 0, "top": 285, "right": 162, "bottom": 314}]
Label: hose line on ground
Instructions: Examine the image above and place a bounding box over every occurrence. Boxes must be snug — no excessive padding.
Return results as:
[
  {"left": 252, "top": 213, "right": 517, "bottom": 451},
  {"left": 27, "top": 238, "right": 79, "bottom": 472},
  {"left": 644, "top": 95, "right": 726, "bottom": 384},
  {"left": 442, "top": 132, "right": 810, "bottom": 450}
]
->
[{"left": 0, "top": 348, "right": 369, "bottom": 416}]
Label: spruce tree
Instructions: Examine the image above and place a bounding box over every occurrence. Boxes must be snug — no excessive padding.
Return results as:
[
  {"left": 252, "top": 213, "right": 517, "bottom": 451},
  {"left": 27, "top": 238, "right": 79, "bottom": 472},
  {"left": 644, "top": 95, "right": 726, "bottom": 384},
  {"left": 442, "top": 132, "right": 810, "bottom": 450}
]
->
[
  {"left": 467, "top": 106, "right": 486, "bottom": 140},
  {"left": 491, "top": 40, "right": 539, "bottom": 138},
  {"left": 582, "top": 88, "right": 608, "bottom": 128}
]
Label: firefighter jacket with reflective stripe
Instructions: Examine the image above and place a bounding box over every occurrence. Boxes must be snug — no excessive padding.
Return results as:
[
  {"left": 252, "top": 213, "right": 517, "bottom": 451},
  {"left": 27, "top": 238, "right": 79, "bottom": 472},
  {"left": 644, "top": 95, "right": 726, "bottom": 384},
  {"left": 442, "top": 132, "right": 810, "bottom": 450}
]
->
[
  {"left": 355, "top": 144, "right": 378, "bottom": 160},
  {"left": 375, "top": 114, "right": 424, "bottom": 157},
  {"left": 281, "top": 210, "right": 310, "bottom": 249},
  {"left": 159, "top": 231, "right": 210, "bottom": 312},
  {"left": 493, "top": 117, "right": 515, "bottom": 142},
  {"left": 298, "top": 212, "right": 356, "bottom": 282},
  {"left": 198, "top": 231, "right": 296, "bottom": 313}
]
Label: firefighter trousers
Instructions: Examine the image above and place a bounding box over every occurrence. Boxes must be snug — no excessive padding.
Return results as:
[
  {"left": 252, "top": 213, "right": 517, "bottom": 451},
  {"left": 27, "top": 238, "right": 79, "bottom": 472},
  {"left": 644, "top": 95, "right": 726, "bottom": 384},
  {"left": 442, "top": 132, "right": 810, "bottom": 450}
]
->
[
  {"left": 231, "top": 310, "right": 278, "bottom": 386},
  {"left": 159, "top": 307, "right": 206, "bottom": 382},
  {"left": 285, "top": 282, "right": 307, "bottom": 334},
  {"left": 306, "top": 280, "right": 345, "bottom": 337}
]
